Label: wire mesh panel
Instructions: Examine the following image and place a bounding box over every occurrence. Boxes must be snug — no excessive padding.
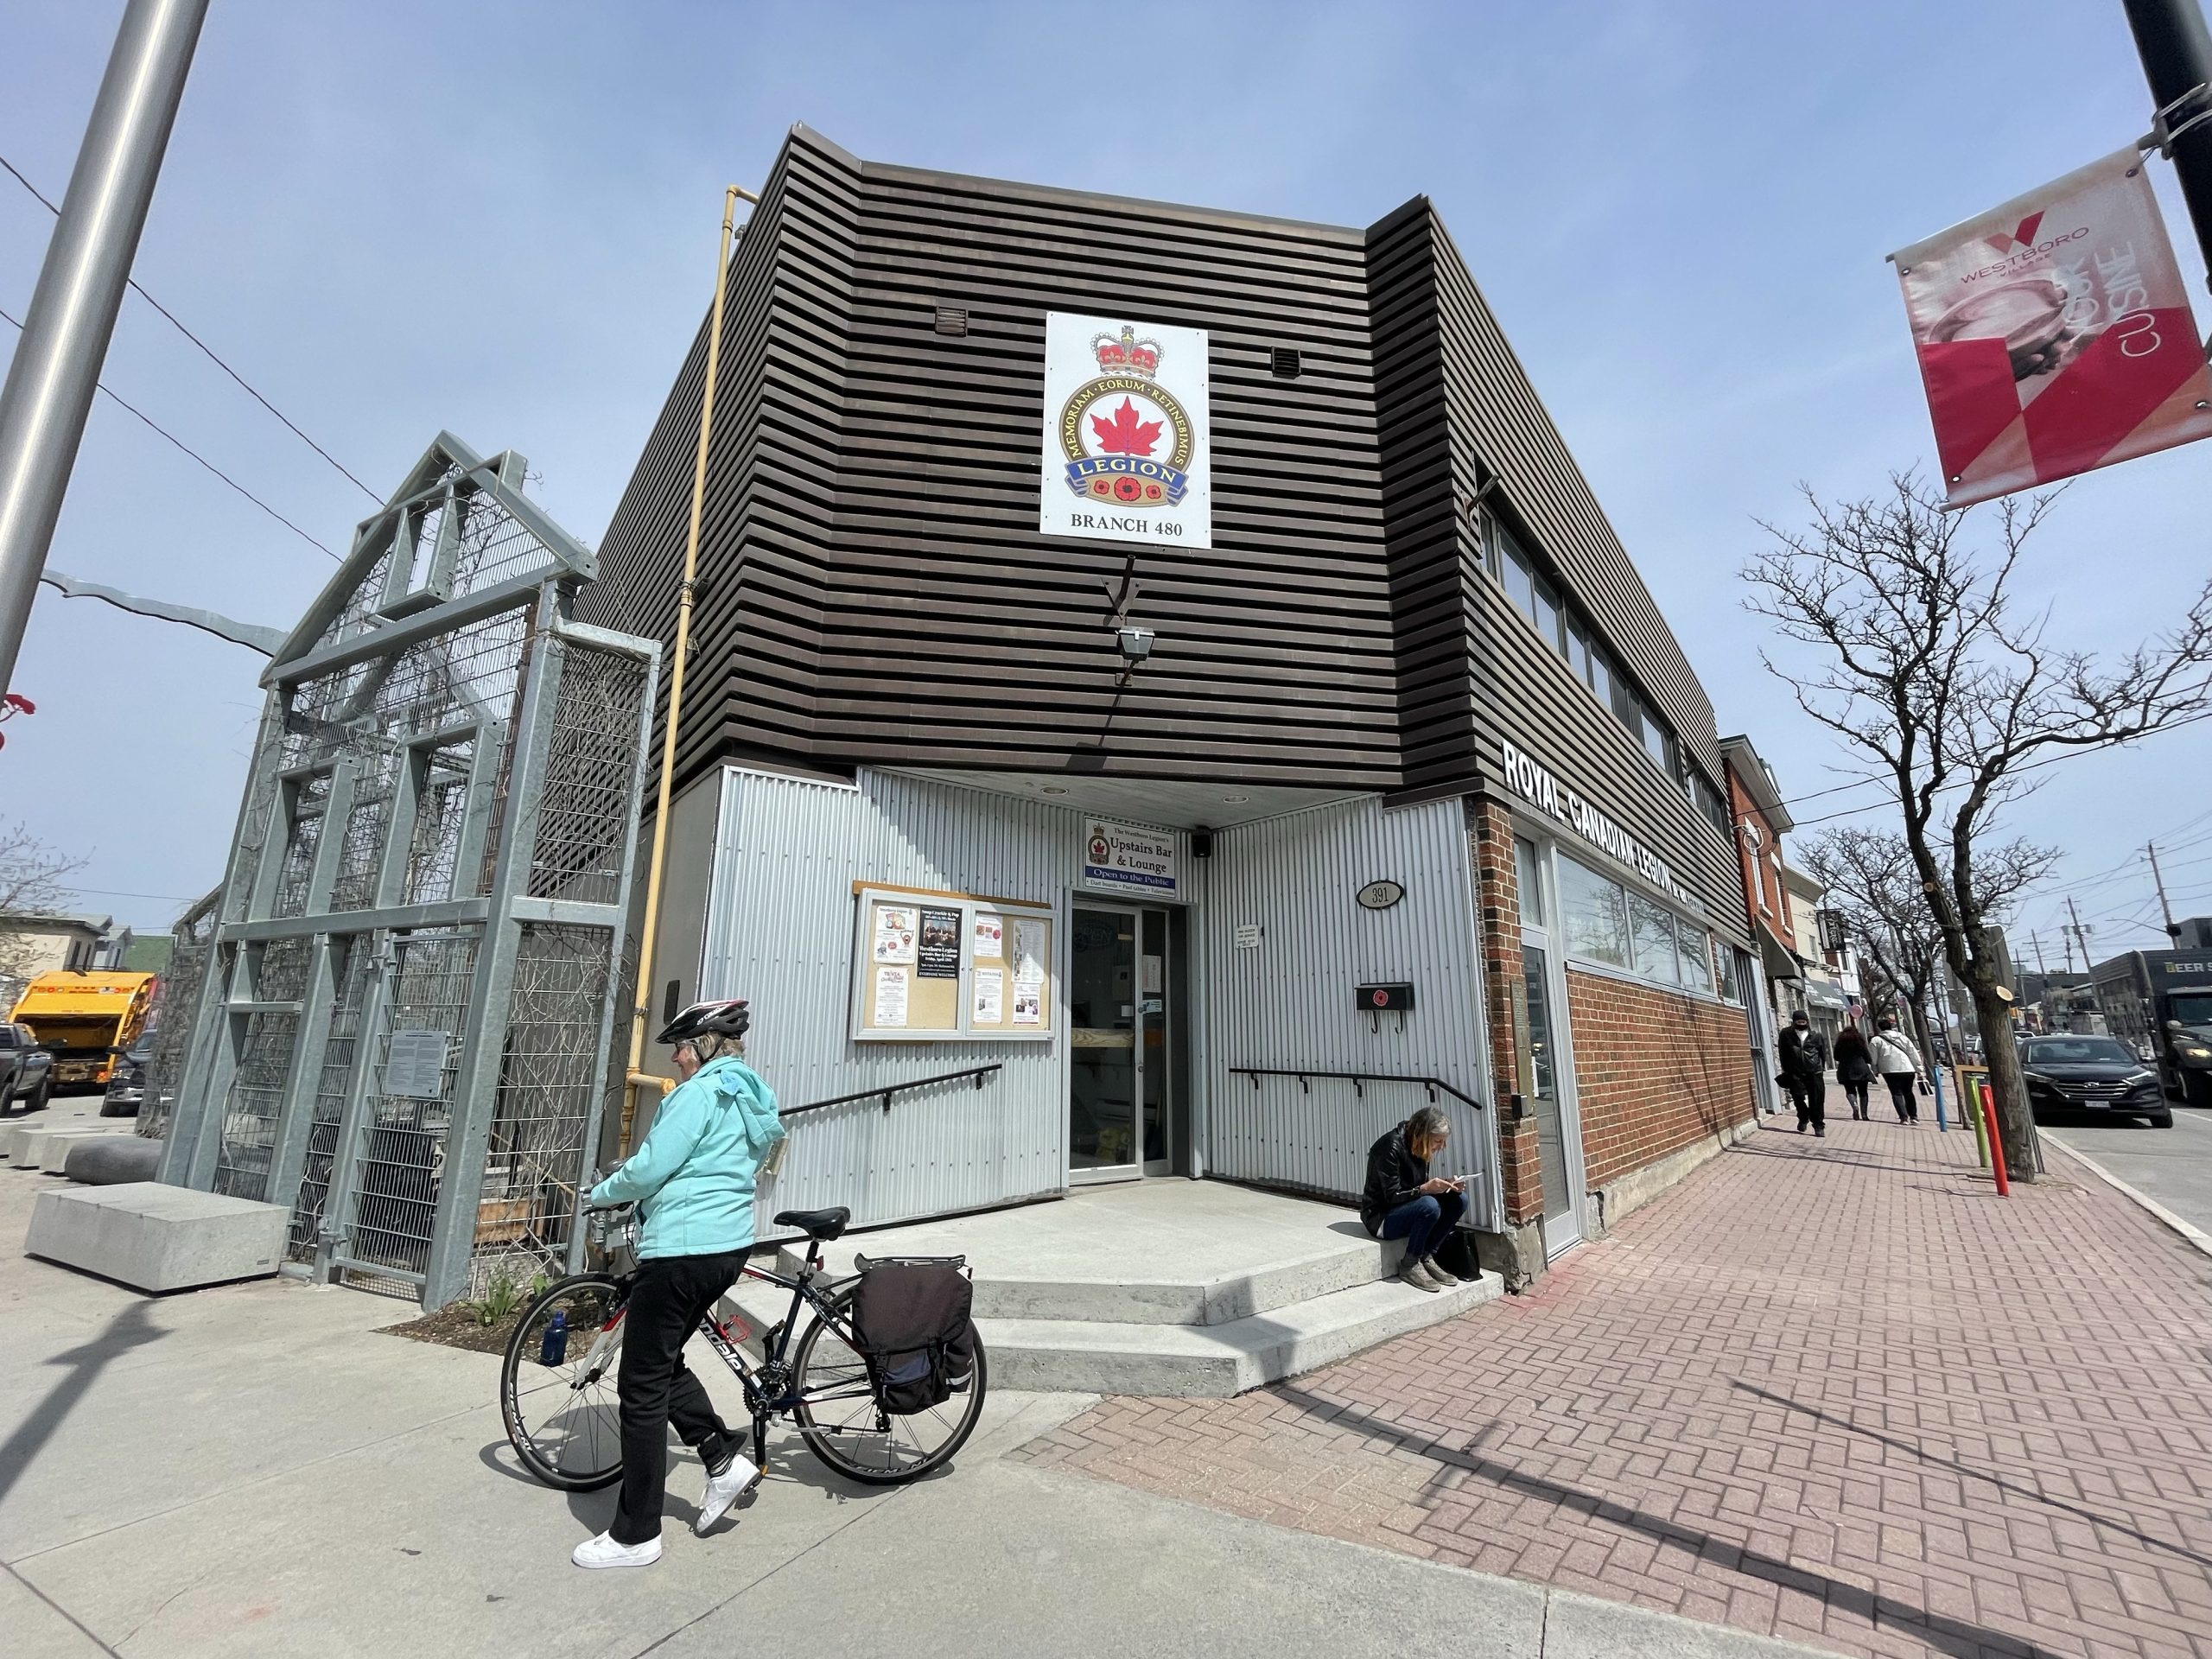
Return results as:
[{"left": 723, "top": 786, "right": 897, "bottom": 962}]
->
[
  {"left": 530, "top": 644, "right": 650, "bottom": 906},
  {"left": 402, "top": 740, "right": 475, "bottom": 906},
  {"left": 211, "top": 938, "right": 313, "bottom": 1200},
  {"left": 137, "top": 889, "right": 222, "bottom": 1142},
  {"left": 284, "top": 938, "right": 369, "bottom": 1263},
  {"left": 467, "top": 922, "right": 614, "bottom": 1297},
  {"left": 337, "top": 926, "right": 479, "bottom": 1292}
]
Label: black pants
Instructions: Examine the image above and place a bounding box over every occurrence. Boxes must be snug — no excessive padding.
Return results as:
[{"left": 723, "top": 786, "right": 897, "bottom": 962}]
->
[
  {"left": 1884, "top": 1072, "right": 1918, "bottom": 1122},
  {"left": 613, "top": 1250, "right": 747, "bottom": 1546},
  {"left": 1787, "top": 1074, "right": 1826, "bottom": 1133},
  {"left": 1841, "top": 1078, "right": 1871, "bottom": 1119}
]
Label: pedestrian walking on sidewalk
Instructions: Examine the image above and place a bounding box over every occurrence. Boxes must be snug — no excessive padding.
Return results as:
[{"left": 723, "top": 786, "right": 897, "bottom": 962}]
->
[
  {"left": 1361, "top": 1105, "right": 1472, "bottom": 1293},
  {"left": 1778, "top": 1011, "right": 1829, "bottom": 1136},
  {"left": 571, "top": 998, "right": 786, "bottom": 1572},
  {"left": 1870, "top": 1017, "right": 1924, "bottom": 1123},
  {"left": 1834, "top": 1023, "right": 1873, "bottom": 1120}
]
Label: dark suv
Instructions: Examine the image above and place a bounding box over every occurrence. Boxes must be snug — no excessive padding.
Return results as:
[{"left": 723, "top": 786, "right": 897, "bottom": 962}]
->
[
  {"left": 1, "top": 1022, "right": 54, "bottom": 1113},
  {"left": 2019, "top": 1035, "right": 2171, "bottom": 1128}
]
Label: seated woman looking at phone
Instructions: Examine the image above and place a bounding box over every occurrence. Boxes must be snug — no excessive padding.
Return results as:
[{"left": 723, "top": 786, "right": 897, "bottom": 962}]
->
[{"left": 1360, "top": 1105, "right": 1472, "bottom": 1293}]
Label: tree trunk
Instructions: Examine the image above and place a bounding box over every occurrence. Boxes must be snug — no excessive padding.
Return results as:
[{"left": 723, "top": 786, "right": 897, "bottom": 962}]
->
[{"left": 1967, "top": 970, "right": 2041, "bottom": 1179}]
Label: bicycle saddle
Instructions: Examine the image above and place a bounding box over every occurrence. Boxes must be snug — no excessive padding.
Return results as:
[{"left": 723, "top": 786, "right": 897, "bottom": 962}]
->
[{"left": 773, "top": 1205, "right": 851, "bottom": 1241}]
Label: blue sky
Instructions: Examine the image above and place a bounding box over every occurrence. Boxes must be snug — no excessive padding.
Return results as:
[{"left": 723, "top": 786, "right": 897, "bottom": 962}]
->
[{"left": 2, "top": 1, "right": 2207, "bottom": 965}]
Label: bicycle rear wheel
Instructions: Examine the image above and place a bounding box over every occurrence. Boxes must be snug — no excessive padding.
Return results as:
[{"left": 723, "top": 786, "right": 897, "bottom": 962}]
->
[
  {"left": 500, "top": 1273, "right": 629, "bottom": 1491},
  {"left": 791, "top": 1299, "right": 988, "bottom": 1486}
]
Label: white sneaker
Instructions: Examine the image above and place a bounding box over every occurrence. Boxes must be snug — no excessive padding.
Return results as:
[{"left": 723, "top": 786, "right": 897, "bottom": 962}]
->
[
  {"left": 695, "top": 1452, "right": 761, "bottom": 1535},
  {"left": 572, "top": 1530, "right": 662, "bottom": 1570}
]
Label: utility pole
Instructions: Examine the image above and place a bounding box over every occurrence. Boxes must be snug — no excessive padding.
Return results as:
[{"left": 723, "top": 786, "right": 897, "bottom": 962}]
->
[
  {"left": 2030, "top": 931, "right": 2049, "bottom": 975},
  {"left": 2126, "top": 0, "right": 2212, "bottom": 283},
  {"left": 2067, "top": 894, "right": 2094, "bottom": 974},
  {"left": 0, "top": 0, "right": 208, "bottom": 696},
  {"left": 2149, "top": 841, "right": 2180, "bottom": 938}
]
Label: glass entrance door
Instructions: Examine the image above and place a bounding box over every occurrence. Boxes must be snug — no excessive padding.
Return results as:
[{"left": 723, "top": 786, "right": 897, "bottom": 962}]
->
[
  {"left": 1069, "top": 905, "right": 1171, "bottom": 1181},
  {"left": 1516, "top": 836, "right": 1586, "bottom": 1257}
]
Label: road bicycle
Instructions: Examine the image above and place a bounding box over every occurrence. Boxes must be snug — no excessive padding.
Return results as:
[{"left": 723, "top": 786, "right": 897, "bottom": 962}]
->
[{"left": 499, "top": 1203, "right": 988, "bottom": 1491}]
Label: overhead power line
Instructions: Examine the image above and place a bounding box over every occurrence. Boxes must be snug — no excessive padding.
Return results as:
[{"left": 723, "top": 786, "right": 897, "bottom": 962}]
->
[
  {"left": 1, "top": 148, "right": 379, "bottom": 503},
  {"left": 1, "top": 302, "right": 336, "bottom": 559}
]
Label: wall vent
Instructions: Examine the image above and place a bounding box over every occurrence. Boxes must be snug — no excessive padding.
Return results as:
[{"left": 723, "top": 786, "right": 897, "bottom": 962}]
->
[
  {"left": 934, "top": 305, "right": 969, "bottom": 337},
  {"left": 1270, "top": 346, "right": 1302, "bottom": 378}
]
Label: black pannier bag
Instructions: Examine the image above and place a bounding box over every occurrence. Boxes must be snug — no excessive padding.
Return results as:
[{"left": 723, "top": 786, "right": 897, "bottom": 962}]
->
[{"left": 849, "top": 1255, "right": 975, "bottom": 1414}]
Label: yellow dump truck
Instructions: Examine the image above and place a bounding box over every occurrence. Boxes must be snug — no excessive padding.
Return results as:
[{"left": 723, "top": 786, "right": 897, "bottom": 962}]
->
[{"left": 7, "top": 971, "right": 156, "bottom": 1091}]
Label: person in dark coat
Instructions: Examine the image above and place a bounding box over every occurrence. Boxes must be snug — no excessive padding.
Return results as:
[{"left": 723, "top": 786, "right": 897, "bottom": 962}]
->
[
  {"left": 1834, "top": 1022, "right": 1873, "bottom": 1121},
  {"left": 1777, "top": 1010, "right": 1830, "bottom": 1137},
  {"left": 1360, "top": 1105, "right": 1471, "bottom": 1293}
]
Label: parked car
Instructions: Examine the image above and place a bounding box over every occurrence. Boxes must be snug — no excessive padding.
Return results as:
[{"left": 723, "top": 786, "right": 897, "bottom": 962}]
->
[
  {"left": 2018, "top": 1035, "right": 2171, "bottom": 1128},
  {"left": 1, "top": 1022, "right": 54, "bottom": 1113},
  {"left": 101, "top": 1034, "right": 154, "bottom": 1117}
]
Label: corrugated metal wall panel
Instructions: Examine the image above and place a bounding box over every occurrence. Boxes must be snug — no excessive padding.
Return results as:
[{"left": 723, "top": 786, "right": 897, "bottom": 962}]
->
[
  {"left": 1191, "top": 797, "right": 1498, "bottom": 1228},
  {"left": 699, "top": 768, "right": 1110, "bottom": 1232}
]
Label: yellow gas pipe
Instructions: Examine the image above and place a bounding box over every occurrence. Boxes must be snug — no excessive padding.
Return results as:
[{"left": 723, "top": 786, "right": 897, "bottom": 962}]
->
[{"left": 619, "top": 181, "right": 757, "bottom": 1152}]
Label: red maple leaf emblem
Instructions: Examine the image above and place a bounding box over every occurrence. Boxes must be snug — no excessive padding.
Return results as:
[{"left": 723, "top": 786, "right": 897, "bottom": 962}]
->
[{"left": 1090, "top": 397, "right": 1163, "bottom": 456}]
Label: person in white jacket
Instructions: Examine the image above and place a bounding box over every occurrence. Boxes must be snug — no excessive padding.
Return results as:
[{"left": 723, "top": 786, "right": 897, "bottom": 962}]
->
[{"left": 1869, "top": 1017, "right": 1924, "bottom": 1123}]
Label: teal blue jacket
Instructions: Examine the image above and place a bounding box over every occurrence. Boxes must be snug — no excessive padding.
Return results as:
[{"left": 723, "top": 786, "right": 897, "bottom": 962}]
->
[{"left": 589, "top": 1055, "right": 785, "bottom": 1259}]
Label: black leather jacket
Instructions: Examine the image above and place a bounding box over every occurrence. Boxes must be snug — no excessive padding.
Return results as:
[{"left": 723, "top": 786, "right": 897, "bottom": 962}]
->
[
  {"left": 1779, "top": 1026, "right": 1830, "bottom": 1079},
  {"left": 1360, "top": 1122, "right": 1430, "bottom": 1236}
]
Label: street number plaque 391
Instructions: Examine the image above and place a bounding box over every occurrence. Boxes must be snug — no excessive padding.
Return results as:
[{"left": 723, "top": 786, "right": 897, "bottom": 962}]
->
[{"left": 1355, "top": 879, "right": 1405, "bottom": 911}]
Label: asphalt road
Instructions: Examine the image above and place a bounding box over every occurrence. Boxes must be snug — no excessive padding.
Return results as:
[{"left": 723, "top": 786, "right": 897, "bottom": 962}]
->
[{"left": 2044, "top": 1103, "right": 2212, "bottom": 1240}]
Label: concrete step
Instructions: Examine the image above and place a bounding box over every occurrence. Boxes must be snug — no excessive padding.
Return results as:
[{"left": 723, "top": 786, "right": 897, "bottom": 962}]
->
[
  {"left": 976, "top": 1271, "right": 1502, "bottom": 1396},
  {"left": 777, "top": 1231, "right": 1398, "bottom": 1326},
  {"left": 731, "top": 1264, "right": 1500, "bottom": 1398}
]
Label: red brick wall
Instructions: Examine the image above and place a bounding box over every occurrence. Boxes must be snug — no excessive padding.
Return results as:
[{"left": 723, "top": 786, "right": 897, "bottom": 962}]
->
[
  {"left": 1469, "top": 799, "right": 1545, "bottom": 1227},
  {"left": 1565, "top": 969, "right": 1756, "bottom": 1190}
]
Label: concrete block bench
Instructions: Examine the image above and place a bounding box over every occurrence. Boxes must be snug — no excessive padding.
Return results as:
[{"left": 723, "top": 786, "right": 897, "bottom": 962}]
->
[
  {"left": 26, "top": 1182, "right": 289, "bottom": 1293},
  {"left": 8, "top": 1122, "right": 120, "bottom": 1169}
]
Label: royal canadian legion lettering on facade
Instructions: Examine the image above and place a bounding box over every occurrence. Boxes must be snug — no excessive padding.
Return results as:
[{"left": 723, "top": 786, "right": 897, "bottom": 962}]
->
[
  {"left": 1039, "top": 312, "right": 1213, "bottom": 549},
  {"left": 1500, "top": 740, "right": 1703, "bottom": 915}
]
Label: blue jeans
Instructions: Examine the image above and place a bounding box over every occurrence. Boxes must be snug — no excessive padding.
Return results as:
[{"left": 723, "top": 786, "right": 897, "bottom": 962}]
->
[{"left": 1377, "top": 1189, "right": 1466, "bottom": 1263}]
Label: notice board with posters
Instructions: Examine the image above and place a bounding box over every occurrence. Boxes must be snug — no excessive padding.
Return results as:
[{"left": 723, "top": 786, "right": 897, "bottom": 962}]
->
[{"left": 850, "top": 883, "right": 1055, "bottom": 1043}]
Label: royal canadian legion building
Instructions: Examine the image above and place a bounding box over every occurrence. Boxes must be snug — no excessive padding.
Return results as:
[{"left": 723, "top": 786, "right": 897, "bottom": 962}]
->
[{"left": 584, "top": 126, "right": 1758, "bottom": 1282}]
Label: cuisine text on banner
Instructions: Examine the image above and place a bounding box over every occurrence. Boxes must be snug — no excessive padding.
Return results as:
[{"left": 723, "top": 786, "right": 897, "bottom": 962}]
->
[{"left": 1890, "top": 148, "right": 2212, "bottom": 507}]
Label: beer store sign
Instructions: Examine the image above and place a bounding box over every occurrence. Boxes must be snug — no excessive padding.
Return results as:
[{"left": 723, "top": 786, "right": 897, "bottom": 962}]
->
[
  {"left": 1039, "top": 312, "right": 1213, "bottom": 550},
  {"left": 1500, "top": 739, "right": 1703, "bottom": 915}
]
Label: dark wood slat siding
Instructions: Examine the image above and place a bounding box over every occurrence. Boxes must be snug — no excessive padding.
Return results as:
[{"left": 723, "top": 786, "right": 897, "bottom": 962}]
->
[
  {"left": 809, "top": 155, "right": 1402, "bottom": 781},
  {"left": 1404, "top": 203, "right": 1739, "bottom": 936},
  {"left": 1421, "top": 211, "right": 1724, "bottom": 786}
]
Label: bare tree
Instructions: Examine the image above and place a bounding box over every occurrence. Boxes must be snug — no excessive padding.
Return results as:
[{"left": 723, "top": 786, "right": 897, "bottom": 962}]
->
[
  {"left": 1745, "top": 474, "right": 2212, "bottom": 1179},
  {"left": 0, "top": 822, "right": 91, "bottom": 997},
  {"left": 1801, "top": 825, "right": 2053, "bottom": 1084}
]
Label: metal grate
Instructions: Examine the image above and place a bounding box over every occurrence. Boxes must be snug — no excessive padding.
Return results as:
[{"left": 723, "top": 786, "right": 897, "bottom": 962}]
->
[
  {"left": 284, "top": 938, "right": 368, "bottom": 1263},
  {"left": 1270, "top": 346, "right": 1302, "bottom": 379},
  {"left": 338, "top": 926, "right": 479, "bottom": 1291},
  {"left": 529, "top": 644, "right": 650, "bottom": 906},
  {"left": 466, "top": 923, "right": 613, "bottom": 1297},
  {"left": 211, "top": 938, "right": 312, "bottom": 1199},
  {"left": 402, "top": 740, "right": 476, "bottom": 905},
  {"left": 137, "top": 887, "right": 221, "bottom": 1141}
]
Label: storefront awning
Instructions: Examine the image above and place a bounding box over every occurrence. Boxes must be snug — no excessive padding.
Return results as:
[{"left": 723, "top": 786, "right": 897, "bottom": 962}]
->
[{"left": 1754, "top": 918, "right": 1800, "bottom": 984}]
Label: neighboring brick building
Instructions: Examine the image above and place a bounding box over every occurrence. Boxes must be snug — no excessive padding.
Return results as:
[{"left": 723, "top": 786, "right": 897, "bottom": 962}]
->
[{"left": 1719, "top": 734, "right": 1796, "bottom": 1115}]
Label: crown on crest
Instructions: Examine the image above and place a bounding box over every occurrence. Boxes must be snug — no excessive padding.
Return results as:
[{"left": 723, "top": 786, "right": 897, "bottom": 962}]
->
[{"left": 1091, "top": 324, "right": 1162, "bottom": 378}]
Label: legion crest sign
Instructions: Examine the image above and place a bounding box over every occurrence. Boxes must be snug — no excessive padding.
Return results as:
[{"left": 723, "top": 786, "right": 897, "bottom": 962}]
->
[{"left": 1039, "top": 311, "right": 1212, "bottom": 548}]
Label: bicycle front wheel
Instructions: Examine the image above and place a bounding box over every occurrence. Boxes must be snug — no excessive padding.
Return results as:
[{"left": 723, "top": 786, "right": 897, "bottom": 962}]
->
[
  {"left": 791, "top": 1300, "right": 988, "bottom": 1486},
  {"left": 500, "top": 1272, "right": 629, "bottom": 1491}
]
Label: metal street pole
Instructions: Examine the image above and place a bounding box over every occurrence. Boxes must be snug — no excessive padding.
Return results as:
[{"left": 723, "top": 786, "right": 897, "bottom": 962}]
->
[
  {"left": 2149, "top": 841, "right": 2180, "bottom": 937},
  {"left": 0, "top": 0, "right": 208, "bottom": 696},
  {"left": 2124, "top": 0, "right": 2212, "bottom": 284}
]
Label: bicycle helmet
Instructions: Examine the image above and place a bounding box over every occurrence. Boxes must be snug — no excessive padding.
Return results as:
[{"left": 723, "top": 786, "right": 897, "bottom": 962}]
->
[{"left": 657, "top": 997, "right": 751, "bottom": 1046}]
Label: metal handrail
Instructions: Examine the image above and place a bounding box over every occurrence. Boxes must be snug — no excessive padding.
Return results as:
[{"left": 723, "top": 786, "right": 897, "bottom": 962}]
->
[
  {"left": 1228, "top": 1066, "right": 1484, "bottom": 1111},
  {"left": 784, "top": 1062, "right": 1003, "bottom": 1118}
]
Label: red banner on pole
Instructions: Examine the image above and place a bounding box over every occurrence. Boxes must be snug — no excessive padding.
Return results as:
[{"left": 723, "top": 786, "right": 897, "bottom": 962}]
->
[{"left": 1891, "top": 148, "right": 2212, "bottom": 507}]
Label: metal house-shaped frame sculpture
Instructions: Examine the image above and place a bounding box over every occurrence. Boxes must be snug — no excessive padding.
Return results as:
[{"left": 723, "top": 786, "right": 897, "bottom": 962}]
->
[{"left": 156, "top": 434, "right": 659, "bottom": 1310}]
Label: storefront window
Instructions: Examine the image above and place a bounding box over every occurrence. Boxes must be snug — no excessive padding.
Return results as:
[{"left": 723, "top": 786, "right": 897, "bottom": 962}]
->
[
  {"left": 1677, "top": 918, "right": 1714, "bottom": 995},
  {"left": 1628, "top": 893, "right": 1681, "bottom": 984},
  {"left": 1558, "top": 855, "right": 1629, "bottom": 967},
  {"left": 1514, "top": 836, "right": 1545, "bottom": 926}
]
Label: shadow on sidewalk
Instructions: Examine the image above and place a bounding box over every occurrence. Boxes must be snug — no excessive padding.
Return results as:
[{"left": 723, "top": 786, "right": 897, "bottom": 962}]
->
[
  {"left": 1733, "top": 1381, "right": 2212, "bottom": 1573},
  {"left": 0, "top": 1300, "right": 166, "bottom": 1511},
  {"left": 1274, "top": 1382, "right": 2043, "bottom": 1659}
]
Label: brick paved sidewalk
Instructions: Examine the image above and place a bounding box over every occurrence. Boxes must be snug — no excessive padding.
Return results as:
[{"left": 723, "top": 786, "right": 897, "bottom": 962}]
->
[{"left": 1016, "top": 1117, "right": 2212, "bottom": 1659}]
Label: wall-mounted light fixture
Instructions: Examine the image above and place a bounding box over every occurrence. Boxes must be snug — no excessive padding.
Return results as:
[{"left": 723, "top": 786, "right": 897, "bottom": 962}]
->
[{"left": 1116, "top": 626, "right": 1154, "bottom": 663}]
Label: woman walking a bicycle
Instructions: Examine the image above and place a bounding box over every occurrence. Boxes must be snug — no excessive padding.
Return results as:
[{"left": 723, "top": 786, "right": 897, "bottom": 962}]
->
[{"left": 572, "top": 997, "right": 785, "bottom": 1571}]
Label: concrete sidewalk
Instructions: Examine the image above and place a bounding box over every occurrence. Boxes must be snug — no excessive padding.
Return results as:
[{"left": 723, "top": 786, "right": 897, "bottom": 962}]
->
[
  {"left": 0, "top": 1101, "right": 1819, "bottom": 1659},
  {"left": 1022, "top": 1117, "right": 2212, "bottom": 1658}
]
